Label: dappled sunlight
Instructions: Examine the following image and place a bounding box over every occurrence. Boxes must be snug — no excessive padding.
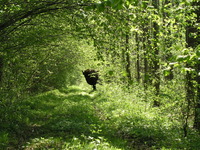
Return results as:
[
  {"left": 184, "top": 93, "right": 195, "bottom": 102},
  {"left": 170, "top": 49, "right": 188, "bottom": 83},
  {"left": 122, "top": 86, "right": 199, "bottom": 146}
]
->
[
  {"left": 18, "top": 86, "right": 128, "bottom": 150},
  {"left": 2, "top": 83, "right": 200, "bottom": 149}
]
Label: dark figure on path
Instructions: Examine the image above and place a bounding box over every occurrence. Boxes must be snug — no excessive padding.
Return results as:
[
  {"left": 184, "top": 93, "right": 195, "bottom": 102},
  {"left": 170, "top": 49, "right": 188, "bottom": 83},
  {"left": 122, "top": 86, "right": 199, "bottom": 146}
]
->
[{"left": 82, "top": 69, "right": 99, "bottom": 90}]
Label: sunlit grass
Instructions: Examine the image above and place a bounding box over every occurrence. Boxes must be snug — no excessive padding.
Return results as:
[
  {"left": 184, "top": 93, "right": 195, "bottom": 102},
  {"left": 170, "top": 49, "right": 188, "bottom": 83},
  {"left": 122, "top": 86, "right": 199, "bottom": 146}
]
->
[
  {"left": 17, "top": 85, "right": 128, "bottom": 149},
  {"left": 1, "top": 84, "right": 200, "bottom": 149}
]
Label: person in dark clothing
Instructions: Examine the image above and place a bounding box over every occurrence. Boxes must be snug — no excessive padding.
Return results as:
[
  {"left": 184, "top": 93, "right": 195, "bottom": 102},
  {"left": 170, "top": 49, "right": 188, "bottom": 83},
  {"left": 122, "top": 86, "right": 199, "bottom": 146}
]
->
[{"left": 82, "top": 69, "right": 99, "bottom": 90}]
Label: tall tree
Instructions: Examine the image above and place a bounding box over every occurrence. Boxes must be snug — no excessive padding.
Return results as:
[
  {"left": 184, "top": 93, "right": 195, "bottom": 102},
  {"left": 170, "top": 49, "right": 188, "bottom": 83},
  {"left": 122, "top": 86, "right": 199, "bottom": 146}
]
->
[
  {"left": 191, "top": 0, "right": 200, "bottom": 130},
  {"left": 151, "top": 0, "right": 160, "bottom": 106},
  {"left": 125, "top": 15, "right": 132, "bottom": 85}
]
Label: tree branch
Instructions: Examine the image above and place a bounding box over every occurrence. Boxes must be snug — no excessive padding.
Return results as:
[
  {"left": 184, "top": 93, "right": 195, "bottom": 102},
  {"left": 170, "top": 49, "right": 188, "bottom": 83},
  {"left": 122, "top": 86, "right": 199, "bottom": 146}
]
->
[{"left": 0, "top": 2, "right": 92, "bottom": 32}]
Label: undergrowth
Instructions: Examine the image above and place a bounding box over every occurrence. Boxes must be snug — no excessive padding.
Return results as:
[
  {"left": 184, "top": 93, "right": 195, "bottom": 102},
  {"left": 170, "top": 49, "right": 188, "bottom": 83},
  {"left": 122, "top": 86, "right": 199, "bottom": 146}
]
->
[{"left": 1, "top": 83, "right": 200, "bottom": 149}]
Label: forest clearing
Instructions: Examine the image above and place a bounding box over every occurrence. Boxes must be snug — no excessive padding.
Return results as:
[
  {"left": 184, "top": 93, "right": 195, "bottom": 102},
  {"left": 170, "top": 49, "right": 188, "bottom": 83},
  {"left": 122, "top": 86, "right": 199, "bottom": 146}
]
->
[{"left": 0, "top": 0, "right": 200, "bottom": 149}]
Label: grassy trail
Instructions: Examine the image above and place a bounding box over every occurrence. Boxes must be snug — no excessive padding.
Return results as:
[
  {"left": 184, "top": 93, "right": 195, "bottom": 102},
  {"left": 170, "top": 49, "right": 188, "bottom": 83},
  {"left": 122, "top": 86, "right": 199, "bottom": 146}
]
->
[
  {"left": 15, "top": 86, "right": 128, "bottom": 149},
  {"left": 4, "top": 85, "right": 200, "bottom": 149}
]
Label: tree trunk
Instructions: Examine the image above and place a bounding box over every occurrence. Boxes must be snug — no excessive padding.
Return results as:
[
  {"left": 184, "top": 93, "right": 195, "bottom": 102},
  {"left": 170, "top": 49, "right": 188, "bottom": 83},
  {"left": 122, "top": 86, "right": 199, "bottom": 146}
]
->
[
  {"left": 0, "top": 56, "right": 3, "bottom": 86},
  {"left": 193, "top": 0, "right": 200, "bottom": 129},
  {"left": 152, "top": 0, "right": 160, "bottom": 106},
  {"left": 125, "top": 33, "right": 132, "bottom": 85},
  {"left": 136, "top": 32, "right": 140, "bottom": 83},
  {"left": 142, "top": 24, "right": 150, "bottom": 90},
  {"left": 185, "top": 1, "right": 200, "bottom": 130},
  {"left": 194, "top": 61, "right": 200, "bottom": 130}
]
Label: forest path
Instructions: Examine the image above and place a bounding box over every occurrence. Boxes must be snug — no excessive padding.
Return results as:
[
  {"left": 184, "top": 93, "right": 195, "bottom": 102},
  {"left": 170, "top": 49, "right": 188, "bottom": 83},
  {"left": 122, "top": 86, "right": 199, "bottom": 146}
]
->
[{"left": 18, "top": 86, "right": 127, "bottom": 149}]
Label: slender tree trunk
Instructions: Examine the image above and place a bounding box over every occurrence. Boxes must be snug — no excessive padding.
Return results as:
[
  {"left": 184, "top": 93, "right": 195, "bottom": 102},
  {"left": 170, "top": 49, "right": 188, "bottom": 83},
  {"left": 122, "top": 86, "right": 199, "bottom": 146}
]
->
[
  {"left": 144, "top": 51, "right": 148, "bottom": 89},
  {"left": 0, "top": 56, "right": 3, "bottom": 85},
  {"left": 184, "top": 68, "right": 194, "bottom": 136},
  {"left": 193, "top": 1, "right": 200, "bottom": 130},
  {"left": 152, "top": 0, "right": 160, "bottom": 106},
  {"left": 161, "top": 0, "right": 174, "bottom": 81},
  {"left": 136, "top": 32, "right": 140, "bottom": 83},
  {"left": 142, "top": 24, "right": 150, "bottom": 90},
  {"left": 194, "top": 61, "right": 200, "bottom": 130},
  {"left": 123, "top": 14, "right": 132, "bottom": 86},
  {"left": 125, "top": 33, "right": 132, "bottom": 85}
]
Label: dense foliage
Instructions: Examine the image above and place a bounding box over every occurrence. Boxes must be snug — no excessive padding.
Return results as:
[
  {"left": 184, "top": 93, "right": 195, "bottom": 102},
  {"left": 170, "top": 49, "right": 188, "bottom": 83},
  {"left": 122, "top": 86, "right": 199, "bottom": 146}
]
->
[{"left": 0, "top": 0, "right": 200, "bottom": 149}]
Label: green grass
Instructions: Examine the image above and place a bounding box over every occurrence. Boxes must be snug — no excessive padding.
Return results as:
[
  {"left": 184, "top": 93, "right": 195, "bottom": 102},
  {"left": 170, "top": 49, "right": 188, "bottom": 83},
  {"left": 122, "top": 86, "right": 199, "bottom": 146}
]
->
[
  {"left": 3, "top": 86, "right": 128, "bottom": 149},
  {"left": 1, "top": 84, "right": 200, "bottom": 149}
]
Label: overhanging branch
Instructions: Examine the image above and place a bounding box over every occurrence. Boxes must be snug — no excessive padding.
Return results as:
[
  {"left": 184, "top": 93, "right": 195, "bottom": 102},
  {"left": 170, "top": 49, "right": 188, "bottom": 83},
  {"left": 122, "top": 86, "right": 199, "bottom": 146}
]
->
[{"left": 0, "top": 2, "right": 92, "bottom": 32}]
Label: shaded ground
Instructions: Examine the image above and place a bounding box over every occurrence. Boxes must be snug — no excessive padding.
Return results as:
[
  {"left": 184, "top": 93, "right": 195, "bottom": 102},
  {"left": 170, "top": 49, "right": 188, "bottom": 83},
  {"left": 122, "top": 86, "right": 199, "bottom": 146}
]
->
[{"left": 9, "top": 86, "right": 128, "bottom": 149}]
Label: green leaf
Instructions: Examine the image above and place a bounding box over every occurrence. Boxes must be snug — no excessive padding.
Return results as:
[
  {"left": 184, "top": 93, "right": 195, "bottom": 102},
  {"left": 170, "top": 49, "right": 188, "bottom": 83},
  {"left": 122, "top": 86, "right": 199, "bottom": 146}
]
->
[
  {"left": 184, "top": 67, "right": 195, "bottom": 72},
  {"left": 176, "top": 55, "right": 190, "bottom": 62},
  {"left": 108, "top": 70, "right": 114, "bottom": 75},
  {"left": 111, "top": 0, "right": 123, "bottom": 9},
  {"left": 196, "top": 50, "right": 200, "bottom": 57},
  {"left": 128, "top": 0, "right": 139, "bottom": 5},
  {"left": 163, "top": 69, "right": 171, "bottom": 76},
  {"left": 122, "top": 71, "right": 128, "bottom": 77}
]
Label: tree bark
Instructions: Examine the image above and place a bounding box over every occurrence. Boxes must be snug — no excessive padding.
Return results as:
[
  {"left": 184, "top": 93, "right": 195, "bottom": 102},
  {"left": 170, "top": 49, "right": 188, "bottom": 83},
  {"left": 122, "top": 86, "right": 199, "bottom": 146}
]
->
[
  {"left": 125, "top": 33, "right": 132, "bottom": 85},
  {"left": 194, "top": 61, "right": 200, "bottom": 130},
  {"left": 0, "top": 56, "right": 3, "bottom": 85},
  {"left": 152, "top": 0, "right": 160, "bottom": 106},
  {"left": 193, "top": 0, "right": 200, "bottom": 129},
  {"left": 135, "top": 32, "right": 140, "bottom": 83}
]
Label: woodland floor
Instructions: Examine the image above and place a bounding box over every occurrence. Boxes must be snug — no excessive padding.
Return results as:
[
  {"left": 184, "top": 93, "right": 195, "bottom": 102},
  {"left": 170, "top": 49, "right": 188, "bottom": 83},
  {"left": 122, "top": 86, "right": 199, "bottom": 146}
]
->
[
  {"left": 7, "top": 86, "right": 130, "bottom": 150},
  {"left": 5, "top": 85, "right": 200, "bottom": 150}
]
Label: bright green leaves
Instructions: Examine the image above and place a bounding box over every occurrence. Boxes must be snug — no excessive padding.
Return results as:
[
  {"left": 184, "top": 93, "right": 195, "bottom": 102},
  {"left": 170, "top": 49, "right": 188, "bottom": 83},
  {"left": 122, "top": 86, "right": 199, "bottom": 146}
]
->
[
  {"left": 92, "top": 0, "right": 124, "bottom": 12},
  {"left": 176, "top": 55, "right": 191, "bottom": 62},
  {"left": 163, "top": 46, "right": 200, "bottom": 77},
  {"left": 196, "top": 45, "right": 200, "bottom": 57},
  {"left": 163, "top": 67, "right": 171, "bottom": 77},
  {"left": 90, "top": 0, "right": 139, "bottom": 12},
  {"left": 177, "top": 47, "right": 200, "bottom": 63},
  {"left": 109, "top": 0, "right": 124, "bottom": 9},
  {"left": 172, "top": 46, "right": 200, "bottom": 74}
]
